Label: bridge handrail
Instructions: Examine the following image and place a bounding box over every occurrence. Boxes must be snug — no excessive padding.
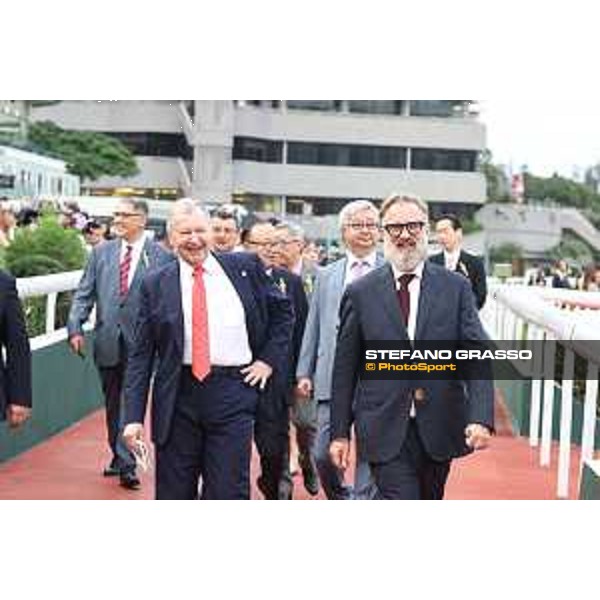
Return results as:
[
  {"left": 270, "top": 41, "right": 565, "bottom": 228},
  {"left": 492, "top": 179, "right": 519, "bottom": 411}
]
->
[
  {"left": 15, "top": 270, "right": 84, "bottom": 348},
  {"left": 485, "top": 282, "right": 600, "bottom": 499}
]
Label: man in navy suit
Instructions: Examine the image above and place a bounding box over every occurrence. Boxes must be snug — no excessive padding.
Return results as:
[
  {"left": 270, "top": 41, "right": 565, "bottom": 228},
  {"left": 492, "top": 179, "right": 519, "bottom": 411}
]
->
[
  {"left": 0, "top": 270, "right": 31, "bottom": 429},
  {"left": 244, "top": 221, "right": 309, "bottom": 499},
  {"left": 123, "top": 200, "right": 293, "bottom": 500},
  {"left": 330, "top": 193, "right": 494, "bottom": 500},
  {"left": 429, "top": 214, "right": 487, "bottom": 310}
]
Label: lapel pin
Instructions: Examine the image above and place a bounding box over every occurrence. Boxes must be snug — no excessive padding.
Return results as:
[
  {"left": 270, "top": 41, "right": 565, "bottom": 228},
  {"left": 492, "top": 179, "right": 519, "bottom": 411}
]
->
[{"left": 241, "top": 270, "right": 247, "bottom": 277}]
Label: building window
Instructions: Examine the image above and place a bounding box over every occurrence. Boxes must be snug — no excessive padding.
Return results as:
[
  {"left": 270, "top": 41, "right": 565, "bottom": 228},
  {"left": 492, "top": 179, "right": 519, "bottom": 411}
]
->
[
  {"left": 232, "top": 137, "right": 283, "bottom": 163},
  {"left": 103, "top": 132, "right": 193, "bottom": 160},
  {"left": 287, "top": 142, "right": 406, "bottom": 169},
  {"left": 348, "top": 101, "right": 404, "bottom": 115},
  {"left": 286, "top": 100, "right": 342, "bottom": 112},
  {"left": 411, "top": 148, "right": 477, "bottom": 172},
  {"left": 409, "top": 101, "right": 463, "bottom": 117}
]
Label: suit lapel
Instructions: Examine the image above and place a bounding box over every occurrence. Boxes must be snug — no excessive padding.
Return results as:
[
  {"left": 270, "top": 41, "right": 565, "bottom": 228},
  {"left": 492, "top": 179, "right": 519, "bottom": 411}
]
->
[
  {"left": 415, "top": 262, "right": 435, "bottom": 341},
  {"left": 164, "top": 260, "right": 184, "bottom": 354},
  {"left": 109, "top": 240, "right": 122, "bottom": 296},
  {"left": 330, "top": 258, "right": 347, "bottom": 308},
  {"left": 376, "top": 264, "right": 409, "bottom": 341},
  {"left": 127, "top": 239, "right": 151, "bottom": 297}
]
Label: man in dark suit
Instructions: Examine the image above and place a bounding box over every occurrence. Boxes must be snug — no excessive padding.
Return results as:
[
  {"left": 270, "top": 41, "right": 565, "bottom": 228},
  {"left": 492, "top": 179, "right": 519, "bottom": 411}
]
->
[
  {"left": 67, "top": 198, "right": 172, "bottom": 490},
  {"left": 429, "top": 214, "right": 487, "bottom": 310},
  {"left": 330, "top": 194, "right": 494, "bottom": 500},
  {"left": 0, "top": 270, "right": 32, "bottom": 429},
  {"left": 122, "top": 200, "right": 293, "bottom": 500},
  {"left": 244, "top": 221, "right": 309, "bottom": 499}
]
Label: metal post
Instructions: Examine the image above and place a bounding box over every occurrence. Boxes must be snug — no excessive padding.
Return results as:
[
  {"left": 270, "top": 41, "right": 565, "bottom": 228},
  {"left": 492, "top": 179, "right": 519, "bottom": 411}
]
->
[
  {"left": 579, "top": 363, "right": 599, "bottom": 487},
  {"left": 529, "top": 325, "right": 543, "bottom": 447},
  {"left": 557, "top": 347, "right": 575, "bottom": 498},
  {"left": 540, "top": 333, "right": 556, "bottom": 466}
]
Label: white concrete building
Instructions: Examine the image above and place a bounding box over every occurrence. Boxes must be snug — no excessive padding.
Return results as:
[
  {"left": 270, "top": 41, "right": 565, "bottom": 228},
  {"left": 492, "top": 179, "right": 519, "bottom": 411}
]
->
[{"left": 31, "top": 100, "right": 486, "bottom": 218}]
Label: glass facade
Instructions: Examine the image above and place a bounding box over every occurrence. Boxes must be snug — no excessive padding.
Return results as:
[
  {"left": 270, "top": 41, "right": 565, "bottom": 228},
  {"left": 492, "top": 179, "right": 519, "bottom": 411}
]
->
[
  {"left": 411, "top": 148, "right": 477, "bottom": 172},
  {"left": 104, "top": 132, "right": 193, "bottom": 160},
  {"left": 286, "top": 100, "right": 342, "bottom": 112},
  {"left": 348, "top": 100, "right": 405, "bottom": 115},
  {"left": 233, "top": 137, "right": 283, "bottom": 163},
  {"left": 288, "top": 142, "right": 407, "bottom": 169}
]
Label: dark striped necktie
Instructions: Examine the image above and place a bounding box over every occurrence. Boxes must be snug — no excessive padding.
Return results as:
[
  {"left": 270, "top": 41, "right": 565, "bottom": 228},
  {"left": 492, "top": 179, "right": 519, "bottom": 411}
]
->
[{"left": 119, "top": 244, "right": 133, "bottom": 297}]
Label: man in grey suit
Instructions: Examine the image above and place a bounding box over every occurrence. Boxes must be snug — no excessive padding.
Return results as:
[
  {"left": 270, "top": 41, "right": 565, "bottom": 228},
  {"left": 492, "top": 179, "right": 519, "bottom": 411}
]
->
[
  {"left": 67, "top": 198, "right": 172, "bottom": 490},
  {"left": 296, "top": 200, "right": 382, "bottom": 499}
]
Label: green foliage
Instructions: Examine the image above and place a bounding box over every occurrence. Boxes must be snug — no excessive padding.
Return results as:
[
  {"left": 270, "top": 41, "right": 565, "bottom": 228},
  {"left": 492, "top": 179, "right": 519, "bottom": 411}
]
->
[
  {"left": 547, "top": 232, "right": 596, "bottom": 265},
  {"left": 5, "top": 216, "right": 87, "bottom": 336},
  {"left": 481, "top": 149, "right": 511, "bottom": 202},
  {"left": 524, "top": 172, "right": 600, "bottom": 210},
  {"left": 28, "top": 121, "right": 138, "bottom": 182},
  {"left": 489, "top": 242, "right": 523, "bottom": 264}
]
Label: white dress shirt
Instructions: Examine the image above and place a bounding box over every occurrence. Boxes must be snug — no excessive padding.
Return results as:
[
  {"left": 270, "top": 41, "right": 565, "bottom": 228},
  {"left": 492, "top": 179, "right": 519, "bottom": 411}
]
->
[
  {"left": 179, "top": 254, "right": 252, "bottom": 366},
  {"left": 390, "top": 261, "right": 425, "bottom": 417},
  {"left": 119, "top": 233, "right": 147, "bottom": 289},
  {"left": 443, "top": 248, "right": 461, "bottom": 272},
  {"left": 344, "top": 250, "right": 378, "bottom": 287}
]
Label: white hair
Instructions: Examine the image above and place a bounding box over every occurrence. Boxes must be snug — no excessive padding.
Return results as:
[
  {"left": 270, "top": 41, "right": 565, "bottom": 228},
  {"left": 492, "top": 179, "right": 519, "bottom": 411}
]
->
[
  {"left": 167, "top": 198, "right": 209, "bottom": 233},
  {"left": 338, "top": 199, "right": 379, "bottom": 230}
]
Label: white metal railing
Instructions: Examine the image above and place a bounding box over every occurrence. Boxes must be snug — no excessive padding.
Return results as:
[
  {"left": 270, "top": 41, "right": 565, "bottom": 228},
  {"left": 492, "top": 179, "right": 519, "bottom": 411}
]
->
[
  {"left": 16, "top": 270, "right": 83, "bottom": 350},
  {"left": 482, "top": 282, "right": 600, "bottom": 498}
]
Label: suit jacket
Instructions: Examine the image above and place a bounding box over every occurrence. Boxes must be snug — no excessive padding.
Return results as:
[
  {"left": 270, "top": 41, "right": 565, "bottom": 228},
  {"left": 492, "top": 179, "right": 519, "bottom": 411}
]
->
[
  {"left": 0, "top": 270, "right": 32, "bottom": 420},
  {"left": 429, "top": 250, "right": 487, "bottom": 309},
  {"left": 123, "top": 252, "right": 294, "bottom": 446},
  {"left": 296, "top": 254, "right": 384, "bottom": 401},
  {"left": 67, "top": 237, "right": 172, "bottom": 367},
  {"left": 270, "top": 267, "right": 308, "bottom": 386},
  {"left": 331, "top": 261, "right": 494, "bottom": 464}
]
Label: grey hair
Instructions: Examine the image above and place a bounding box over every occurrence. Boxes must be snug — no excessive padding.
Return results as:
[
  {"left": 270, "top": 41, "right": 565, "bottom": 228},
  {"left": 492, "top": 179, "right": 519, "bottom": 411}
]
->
[
  {"left": 380, "top": 192, "right": 428, "bottom": 220},
  {"left": 338, "top": 199, "right": 379, "bottom": 230},
  {"left": 167, "top": 198, "right": 209, "bottom": 234},
  {"left": 119, "top": 197, "right": 149, "bottom": 216},
  {"left": 275, "top": 222, "right": 305, "bottom": 241}
]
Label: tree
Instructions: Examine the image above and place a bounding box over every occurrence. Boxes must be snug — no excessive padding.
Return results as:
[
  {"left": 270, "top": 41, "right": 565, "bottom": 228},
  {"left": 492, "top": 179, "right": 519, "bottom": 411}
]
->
[
  {"left": 5, "top": 213, "right": 87, "bottom": 336},
  {"left": 524, "top": 172, "right": 600, "bottom": 210},
  {"left": 480, "top": 149, "right": 510, "bottom": 203},
  {"left": 28, "top": 121, "right": 138, "bottom": 182}
]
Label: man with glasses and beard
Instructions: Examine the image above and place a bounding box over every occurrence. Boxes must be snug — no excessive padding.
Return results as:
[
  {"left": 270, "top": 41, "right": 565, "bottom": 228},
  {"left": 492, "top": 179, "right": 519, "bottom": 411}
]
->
[{"left": 330, "top": 193, "right": 494, "bottom": 500}]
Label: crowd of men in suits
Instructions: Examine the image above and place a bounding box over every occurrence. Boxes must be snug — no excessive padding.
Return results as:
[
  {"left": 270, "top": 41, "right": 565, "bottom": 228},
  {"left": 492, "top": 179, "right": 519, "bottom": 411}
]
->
[{"left": 1, "top": 192, "right": 492, "bottom": 500}]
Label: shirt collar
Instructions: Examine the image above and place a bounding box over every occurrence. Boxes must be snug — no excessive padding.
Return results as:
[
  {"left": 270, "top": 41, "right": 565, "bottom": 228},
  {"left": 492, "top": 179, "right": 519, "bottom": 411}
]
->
[
  {"left": 390, "top": 260, "right": 425, "bottom": 282},
  {"left": 178, "top": 252, "right": 218, "bottom": 276},
  {"left": 121, "top": 233, "right": 146, "bottom": 252},
  {"left": 346, "top": 249, "right": 377, "bottom": 269}
]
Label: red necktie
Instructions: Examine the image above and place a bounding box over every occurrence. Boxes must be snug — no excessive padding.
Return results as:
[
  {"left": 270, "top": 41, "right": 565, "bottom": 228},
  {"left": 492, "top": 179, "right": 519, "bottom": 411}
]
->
[
  {"left": 119, "top": 244, "right": 133, "bottom": 297},
  {"left": 192, "top": 264, "right": 210, "bottom": 382},
  {"left": 397, "top": 273, "right": 415, "bottom": 327}
]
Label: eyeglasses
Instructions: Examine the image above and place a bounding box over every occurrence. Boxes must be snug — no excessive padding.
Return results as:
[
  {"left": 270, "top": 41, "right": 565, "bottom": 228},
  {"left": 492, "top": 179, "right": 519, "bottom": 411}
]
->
[
  {"left": 113, "top": 211, "right": 143, "bottom": 219},
  {"left": 382, "top": 221, "right": 426, "bottom": 237},
  {"left": 247, "top": 240, "right": 280, "bottom": 248},
  {"left": 345, "top": 221, "right": 379, "bottom": 231}
]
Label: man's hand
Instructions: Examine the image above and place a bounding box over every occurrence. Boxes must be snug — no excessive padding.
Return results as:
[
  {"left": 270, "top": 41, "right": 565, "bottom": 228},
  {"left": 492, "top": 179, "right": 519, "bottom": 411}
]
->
[
  {"left": 296, "top": 377, "right": 313, "bottom": 397},
  {"left": 465, "top": 423, "right": 492, "bottom": 451},
  {"left": 123, "top": 423, "right": 145, "bottom": 451},
  {"left": 329, "top": 438, "right": 351, "bottom": 471},
  {"left": 69, "top": 334, "right": 85, "bottom": 357},
  {"left": 6, "top": 404, "right": 31, "bottom": 429},
  {"left": 241, "top": 360, "right": 273, "bottom": 390}
]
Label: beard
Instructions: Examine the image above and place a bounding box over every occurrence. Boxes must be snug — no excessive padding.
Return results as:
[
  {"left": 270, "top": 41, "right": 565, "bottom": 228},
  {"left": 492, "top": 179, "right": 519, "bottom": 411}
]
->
[{"left": 384, "top": 235, "right": 428, "bottom": 272}]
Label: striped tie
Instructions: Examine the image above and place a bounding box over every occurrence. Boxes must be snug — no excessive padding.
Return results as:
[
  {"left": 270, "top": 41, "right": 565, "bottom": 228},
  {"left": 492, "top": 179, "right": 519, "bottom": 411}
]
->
[
  {"left": 192, "top": 264, "right": 211, "bottom": 382},
  {"left": 119, "top": 244, "right": 133, "bottom": 297}
]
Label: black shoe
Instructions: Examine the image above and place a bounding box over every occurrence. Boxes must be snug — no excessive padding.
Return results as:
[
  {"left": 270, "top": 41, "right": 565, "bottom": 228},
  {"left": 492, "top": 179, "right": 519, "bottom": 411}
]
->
[
  {"left": 119, "top": 471, "right": 141, "bottom": 490},
  {"left": 299, "top": 454, "right": 319, "bottom": 496},
  {"left": 103, "top": 463, "right": 120, "bottom": 477}
]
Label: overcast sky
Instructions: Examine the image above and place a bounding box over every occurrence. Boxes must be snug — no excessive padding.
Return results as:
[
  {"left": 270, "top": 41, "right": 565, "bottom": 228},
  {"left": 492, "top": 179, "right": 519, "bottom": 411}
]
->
[{"left": 481, "top": 99, "right": 600, "bottom": 178}]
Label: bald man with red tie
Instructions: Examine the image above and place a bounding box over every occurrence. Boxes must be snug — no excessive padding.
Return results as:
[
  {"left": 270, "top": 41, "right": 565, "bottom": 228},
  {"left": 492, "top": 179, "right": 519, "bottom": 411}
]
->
[{"left": 123, "top": 199, "right": 293, "bottom": 500}]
